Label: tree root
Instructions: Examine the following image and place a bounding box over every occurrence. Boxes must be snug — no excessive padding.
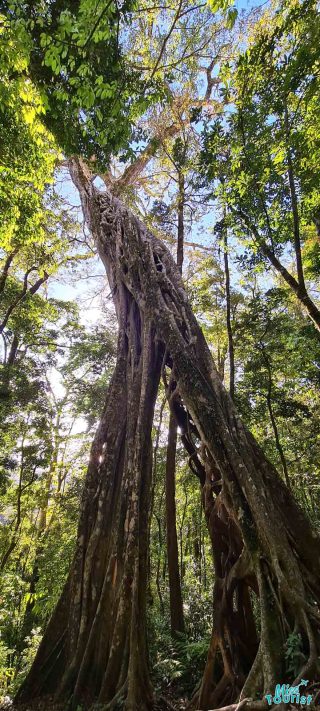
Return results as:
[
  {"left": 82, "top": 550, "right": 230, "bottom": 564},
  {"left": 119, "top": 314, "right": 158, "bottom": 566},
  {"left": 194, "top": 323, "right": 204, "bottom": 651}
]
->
[
  {"left": 206, "top": 701, "right": 266, "bottom": 711},
  {"left": 159, "top": 695, "right": 178, "bottom": 711}
]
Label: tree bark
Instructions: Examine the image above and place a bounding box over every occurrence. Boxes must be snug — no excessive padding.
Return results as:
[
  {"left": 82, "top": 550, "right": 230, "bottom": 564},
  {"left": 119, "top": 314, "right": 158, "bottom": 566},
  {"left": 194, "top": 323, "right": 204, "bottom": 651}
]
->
[
  {"left": 165, "top": 410, "right": 185, "bottom": 635},
  {"left": 16, "top": 157, "right": 320, "bottom": 710},
  {"left": 283, "top": 98, "right": 305, "bottom": 291},
  {"left": 17, "top": 326, "right": 162, "bottom": 710},
  {"left": 165, "top": 167, "right": 185, "bottom": 637},
  {"left": 223, "top": 225, "right": 235, "bottom": 399},
  {"left": 15, "top": 171, "right": 164, "bottom": 708},
  {"left": 261, "top": 346, "right": 291, "bottom": 490}
]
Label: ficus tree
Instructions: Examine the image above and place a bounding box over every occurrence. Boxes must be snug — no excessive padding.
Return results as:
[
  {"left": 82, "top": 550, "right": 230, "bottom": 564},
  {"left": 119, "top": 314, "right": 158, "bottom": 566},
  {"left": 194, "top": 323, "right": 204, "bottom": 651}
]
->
[
  {"left": 13, "top": 156, "right": 320, "bottom": 711},
  {"left": 1, "top": 0, "right": 320, "bottom": 709}
]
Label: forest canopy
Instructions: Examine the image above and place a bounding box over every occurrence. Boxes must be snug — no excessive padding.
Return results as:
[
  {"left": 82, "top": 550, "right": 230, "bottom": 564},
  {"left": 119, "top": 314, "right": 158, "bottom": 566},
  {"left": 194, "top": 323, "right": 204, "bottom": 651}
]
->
[{"left": 0, "top": 0, "right": 320, "bottom": 710}]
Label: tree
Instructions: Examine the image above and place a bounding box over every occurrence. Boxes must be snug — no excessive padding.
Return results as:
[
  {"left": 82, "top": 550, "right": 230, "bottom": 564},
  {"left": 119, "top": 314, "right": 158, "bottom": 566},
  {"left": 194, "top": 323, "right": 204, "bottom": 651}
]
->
[
  {"left": 200, "top": 0, "right": 320, "bottom": 331},
  {"left": 15, "top": 157, "right": 320, "bottom": 711},
  {"left": 214, "top": 216, "right": 236, "bottom": 398},
  {"left": 2, "top": 0, "right": 320, "bottom": 708},
  {"left": 0, "top": 1, "right": 230, "bottom": 703},
  {"left": 0, "top": 0, "right": 154, "bottom": 163},
  {"left": 234, "top": 283, "right": 320, "bottom": 512},
  {"left": 0, "top": 303, "right": 117, "bottom": 695}
]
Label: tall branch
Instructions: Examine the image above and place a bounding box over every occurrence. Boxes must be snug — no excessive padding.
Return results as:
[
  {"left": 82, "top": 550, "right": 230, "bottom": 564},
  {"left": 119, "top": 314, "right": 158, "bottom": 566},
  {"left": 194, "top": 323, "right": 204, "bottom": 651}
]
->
[
  {"left": 109, "top": 59, "right": 220, "bottom": 192},
  {"left": 0, "top": 270, "right": 49, "bottom": 334},
  {"left": 149, "top": 0, "right": 184, "bottom": 80},
  {"left": 223, "top": 221, "right": 235, "bottom": 399},
  {"left": 236, "top": 208, "right": 320, "bottom": 332},
  {"left": 0, "top": 247, "right": 19, "bottom": 294},
  {"left": 283, "top": 97, "right": 305, "bottom": 291}
]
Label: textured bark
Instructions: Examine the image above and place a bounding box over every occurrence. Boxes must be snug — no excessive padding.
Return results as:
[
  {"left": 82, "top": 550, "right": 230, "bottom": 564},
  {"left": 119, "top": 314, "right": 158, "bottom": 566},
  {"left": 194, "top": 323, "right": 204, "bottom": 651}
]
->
[
  {"left": 167, "top": 399, "right": 258, "bottom": 710},
  {"left": 16, "top": 157, "right": 320, "bottom": 710},
  {"left": 197, "top": 452, "right": 258, "bottom": 710},
  {"left": 16, "top": 164, "right": 164, "bottom": 708},
  {"left": 17, "top": 328, "right": 162, "bottom": 710}
]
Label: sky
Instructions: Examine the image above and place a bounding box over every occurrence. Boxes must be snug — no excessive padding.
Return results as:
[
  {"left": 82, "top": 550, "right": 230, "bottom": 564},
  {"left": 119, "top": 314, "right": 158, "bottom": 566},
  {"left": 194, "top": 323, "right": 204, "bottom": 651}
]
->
[{"left": 50, "top": 170, "right": 108, "bottom": 326}]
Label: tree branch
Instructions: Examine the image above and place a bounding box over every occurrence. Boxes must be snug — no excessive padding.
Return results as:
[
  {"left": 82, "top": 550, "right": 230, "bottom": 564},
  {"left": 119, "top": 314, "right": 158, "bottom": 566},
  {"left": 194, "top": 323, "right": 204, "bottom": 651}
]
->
[{"left": 149, "top": 0, "right": 184, "bottom": 80}]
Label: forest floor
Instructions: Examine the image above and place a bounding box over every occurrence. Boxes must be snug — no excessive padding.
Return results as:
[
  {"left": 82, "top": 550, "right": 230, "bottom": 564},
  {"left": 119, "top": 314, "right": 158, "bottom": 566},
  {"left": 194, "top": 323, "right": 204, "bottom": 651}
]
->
[
  {"left": 0, "top": 700, "right": 65, "bottom": 711},
  {"left": 0, "top": 693, "right": 188, "bottom": 711}
]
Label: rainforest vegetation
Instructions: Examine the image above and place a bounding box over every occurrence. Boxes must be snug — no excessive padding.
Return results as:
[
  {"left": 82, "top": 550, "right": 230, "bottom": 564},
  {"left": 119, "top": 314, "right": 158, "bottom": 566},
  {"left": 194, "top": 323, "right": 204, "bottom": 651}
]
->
[{"left": 0, "top": 0, "right": 320, "bottom": 709}]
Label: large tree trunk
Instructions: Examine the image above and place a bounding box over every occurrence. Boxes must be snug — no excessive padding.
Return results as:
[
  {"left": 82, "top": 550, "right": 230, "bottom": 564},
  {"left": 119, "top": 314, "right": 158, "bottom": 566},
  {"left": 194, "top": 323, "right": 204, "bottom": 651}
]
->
[
  {"left": 196, "top": 453, "right": 258, "bottom": 710},
  {"left": 167, "top": 395, "right": 258, "bottom": 709},
  {"left": 15, "top": 182, "right": 164, "bottom": 709},
  {"left": 16, "top": 157, "right": 320, "bottom": 710}
]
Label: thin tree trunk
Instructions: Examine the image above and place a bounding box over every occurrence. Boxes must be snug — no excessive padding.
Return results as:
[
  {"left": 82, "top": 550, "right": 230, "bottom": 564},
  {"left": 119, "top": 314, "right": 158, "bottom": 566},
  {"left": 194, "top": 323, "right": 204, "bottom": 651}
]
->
[
  {"left": 7, "top": 334, "right": 19, "bottom": 366},
  {"left": 154, "top": 512, "right": 165, "bottom": 614},
  {"left": 177, "top": 171, "right": 184, "bottom": 270},
  {"left": 165, "top": 410, "right": 185, "bottom": 635},
  {"left": 283, "top": 98, "right": 305, "bottom": 290},
  {"left": 148, "top": 397, "right": 165, "bottom": 603},
  {"left": 223, "top": 224, "right": 235, "bottom": 399},
  {"left": 261, "top": 347, "right": 291, "bottom": 489},
  {"left": 0, "top": 270, "right": 49, "bottom": 334},
  {"left": 165, "top": 168, "right": 185, "bottom": 636},
  {"left": 0, "top": 248, "right": 19, "bottom": 294},
  {"left": 237, "top": 106, "right": 320, "bottom": 332},
  {"left": 0, "top": 333, "right": 19, "bottom": 396}
]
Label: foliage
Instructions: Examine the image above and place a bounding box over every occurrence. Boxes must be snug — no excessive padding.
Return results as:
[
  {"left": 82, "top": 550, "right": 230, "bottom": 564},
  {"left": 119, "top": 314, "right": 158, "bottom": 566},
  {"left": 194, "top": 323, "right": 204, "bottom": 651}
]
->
[
  {"left": 0, "top": 0, "right": 162, "bottom": 164},
  {"left": 1, "top": 0, "right": 320, "bottom": 704},
  {"left": 284, "top": 632, "right": 306, "bottom": 677},
  {"left": 200, "top": 0, "right": 320, "bottom": 321}
]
